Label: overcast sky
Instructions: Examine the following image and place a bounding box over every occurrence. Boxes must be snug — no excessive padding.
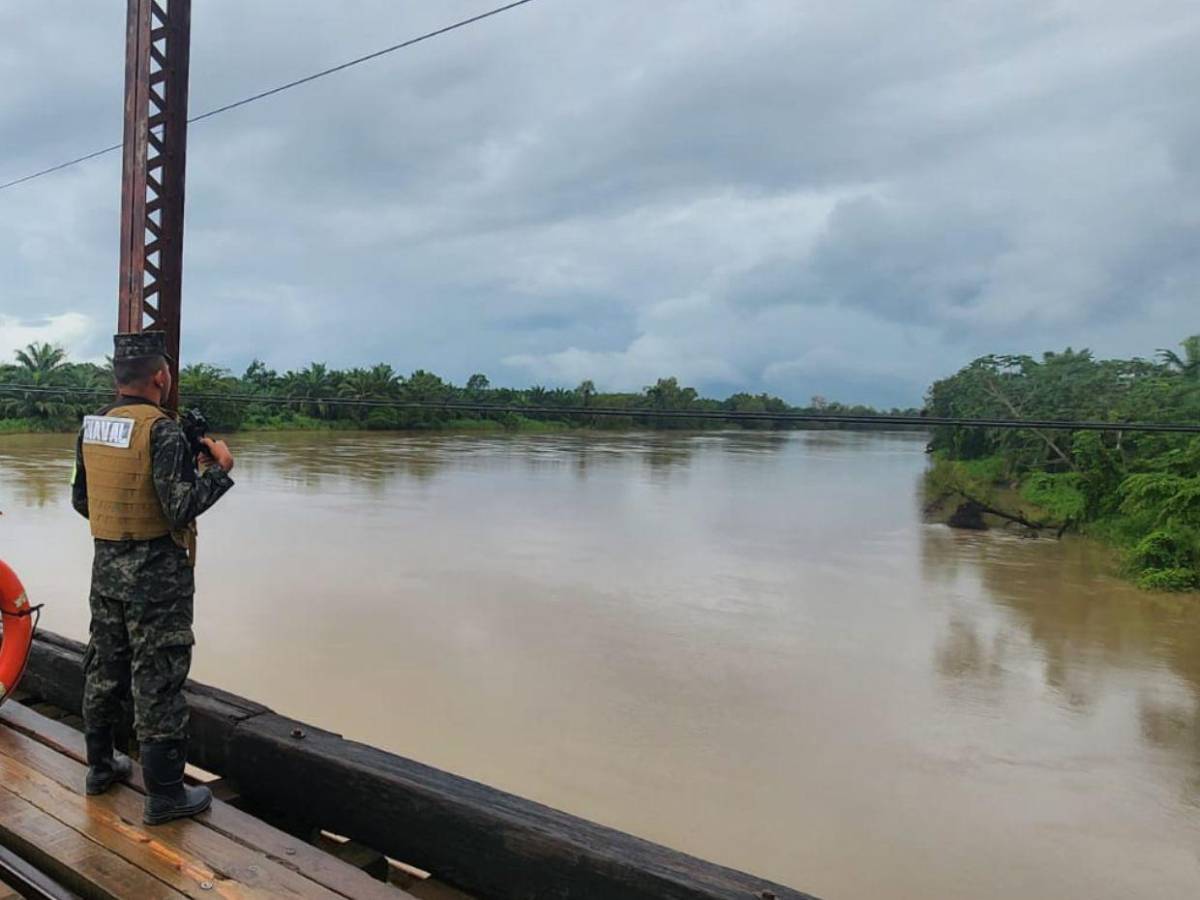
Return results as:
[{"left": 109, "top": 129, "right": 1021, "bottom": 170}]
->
[{"left": 1, "top": 1, "right": 1197, "bottom": 407}]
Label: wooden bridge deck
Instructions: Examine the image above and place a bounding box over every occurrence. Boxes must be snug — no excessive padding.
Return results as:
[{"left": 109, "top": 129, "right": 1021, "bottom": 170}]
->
[
  {"left": 13, "top": 631, "right": 814, "bottom": 900},
  {"left": 0, "top": 701, "right": 435, "bottom": 900}
]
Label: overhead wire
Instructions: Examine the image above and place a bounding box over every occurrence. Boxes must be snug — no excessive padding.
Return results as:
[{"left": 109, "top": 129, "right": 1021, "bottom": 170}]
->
[
  {"left": 0, "top": 0, "right": 539, "bottom": 193},
  {"left": 2, "top": 383, "right": 1199, "bottom": 433}
]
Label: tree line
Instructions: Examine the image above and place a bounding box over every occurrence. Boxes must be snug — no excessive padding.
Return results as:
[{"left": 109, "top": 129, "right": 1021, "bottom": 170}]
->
[
  {"left": 925, "top": 336, "right": 1200, "bottom": 591},
  {"left": 0, "top": 343, "right": 914, "bottom": 434}
]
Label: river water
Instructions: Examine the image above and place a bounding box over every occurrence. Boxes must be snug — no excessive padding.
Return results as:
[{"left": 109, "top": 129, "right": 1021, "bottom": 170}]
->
[{"left": 1, "top": 429, "right": 1198, "bottom": 898}]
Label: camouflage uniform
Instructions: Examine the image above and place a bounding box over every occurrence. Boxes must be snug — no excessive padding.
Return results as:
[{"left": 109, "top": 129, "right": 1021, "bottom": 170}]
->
[{"left": 72, "top": 397, "right": 233, "bottom": 742}]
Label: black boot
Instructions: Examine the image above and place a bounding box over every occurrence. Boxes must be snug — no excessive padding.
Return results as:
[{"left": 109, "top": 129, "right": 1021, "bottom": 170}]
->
[
  {"left": 85, "top": 729, "right": 133, "bottom": 796},
  {"left": 140, "top": 740, "right": 212, "bottom": 825}
]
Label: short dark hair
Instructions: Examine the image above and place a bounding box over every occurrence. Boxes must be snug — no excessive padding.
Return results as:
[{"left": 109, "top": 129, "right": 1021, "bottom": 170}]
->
[{"left": 113, "top": 354, "right": 167, "bottom": 387}]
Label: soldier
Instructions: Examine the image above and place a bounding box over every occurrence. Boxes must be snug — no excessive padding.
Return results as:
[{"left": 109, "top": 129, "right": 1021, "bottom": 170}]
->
[{"left": 71, "top": 331, "right": 235, "bottom": 825}]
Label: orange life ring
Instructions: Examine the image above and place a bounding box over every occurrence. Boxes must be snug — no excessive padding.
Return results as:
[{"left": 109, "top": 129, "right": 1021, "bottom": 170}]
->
[{"left": 0, "top": 560, "right": 35, "bottom": 707}]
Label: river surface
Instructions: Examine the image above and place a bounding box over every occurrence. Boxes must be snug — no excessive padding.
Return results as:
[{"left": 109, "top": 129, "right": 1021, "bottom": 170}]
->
[{"left": 2, "top": 429, "right": 1199, "bottom": 898}]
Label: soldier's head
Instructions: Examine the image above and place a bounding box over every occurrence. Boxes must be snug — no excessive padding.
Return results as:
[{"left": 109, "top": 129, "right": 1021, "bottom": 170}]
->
[{"left": 112, "top": 332, "right": 172, "bottom": 405}]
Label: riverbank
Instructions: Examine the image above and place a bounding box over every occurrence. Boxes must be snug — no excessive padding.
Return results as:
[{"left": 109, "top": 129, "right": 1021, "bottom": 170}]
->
[
  {"left": 0, "top": 417, "right": 61, "bottom": 434},
  {"left": 925, "top": 343, "right": 1200, "bottom": 592},
  {"left": 924, "top": 452, "right": 1200, "bottom": 592}
]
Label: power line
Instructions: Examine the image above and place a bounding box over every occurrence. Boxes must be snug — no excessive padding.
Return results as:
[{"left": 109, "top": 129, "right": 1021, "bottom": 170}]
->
[
  {"left": 2, "top": 383, "right": 1200, "bottom": 433},
  {"left": 0, "top": 143, "right": 124, "bottom": 192},
  {"left": 0, "top": 0, "right": 538, "bottom": 193},
  {"left": 188, "top": 0, "right": 537, "bottom": 124}
]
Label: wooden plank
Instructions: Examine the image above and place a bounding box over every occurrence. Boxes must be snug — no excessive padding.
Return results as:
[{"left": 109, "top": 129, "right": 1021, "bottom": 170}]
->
[
  {"left": 0, "top": 705, "right": 406, "bottom": 900},
  {"left": 0, "top": 752, "right": 223, "bottom": 898},
  {"left": 0, "top": 748, "right": 299, "bottom": 899},
  {"left": 0, "top": 787, "right": 182, "bottom": 900},
  {"left": 24, "top": 633, "right": 818, "bottom": 900},
  {"left": 0, "top": 726, "right": 354, "bottom": 900}
]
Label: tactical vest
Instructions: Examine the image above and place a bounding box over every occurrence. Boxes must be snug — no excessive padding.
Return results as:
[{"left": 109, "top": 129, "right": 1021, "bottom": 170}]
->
[{"left": 81, "top": 403, "right": 197, "bottom": 563}]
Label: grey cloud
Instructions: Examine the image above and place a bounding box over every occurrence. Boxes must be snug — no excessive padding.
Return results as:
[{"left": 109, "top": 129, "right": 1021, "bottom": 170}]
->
[{"left": 1, "top": 1, "right": 1198, "bottom": 406}]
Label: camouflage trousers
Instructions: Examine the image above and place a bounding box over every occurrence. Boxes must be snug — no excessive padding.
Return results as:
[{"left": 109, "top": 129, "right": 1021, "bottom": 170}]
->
[{"left": 82, "top": 537, "right": 195, "bottom": 743}]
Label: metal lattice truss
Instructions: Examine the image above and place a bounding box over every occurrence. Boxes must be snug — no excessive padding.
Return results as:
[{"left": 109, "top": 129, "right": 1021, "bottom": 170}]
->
[{"left": 117, "top": 0, "right": 191, "bottom": 408}]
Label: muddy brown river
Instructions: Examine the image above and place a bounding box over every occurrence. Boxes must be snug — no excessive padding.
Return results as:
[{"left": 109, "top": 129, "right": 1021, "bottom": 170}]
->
[{"left": 2, "top": 429, "right": 1199, "bottom": 898}]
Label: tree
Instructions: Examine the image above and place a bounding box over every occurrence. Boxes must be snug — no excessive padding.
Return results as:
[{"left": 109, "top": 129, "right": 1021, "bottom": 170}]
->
[
  {"left": 466, "top": 373, "right": 490, "bottom": 393},
  {"left": 13, "top": 342, "right": 69, "bottom": 385},
  {"left": 336, "top": 365, "right": 400, "bottom": 424},
  {"left": 576, "top": 380, "right": 596, "bottom": 405},
  {"left": 0, "top": 343, "right": 76, "bottom": 421},
  {"left": 643, "top": 378, "right": 700, "bottom": 429},
  {"left": 1157, "top": 335, "right": 1200, "bottom": 378},
  {"left": 645, "top": 377, "right": 698, "bottom": 409},
  {"left": 241, "top": 359, "right": 277, "bottom": 393},
  {"left": 338, "top": 365, "right": 399, "bottom": 400},
  {"left": 180, "top": 364, "right": 243, "bottom": 430},
  {"left": 281, "top": 363, "right": 336, "bottom": 418}
]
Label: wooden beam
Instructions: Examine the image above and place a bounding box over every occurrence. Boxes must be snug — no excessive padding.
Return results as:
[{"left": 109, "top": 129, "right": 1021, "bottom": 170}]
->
[{"left": 21, "top": 631, "right": 817, "bottom": 900}]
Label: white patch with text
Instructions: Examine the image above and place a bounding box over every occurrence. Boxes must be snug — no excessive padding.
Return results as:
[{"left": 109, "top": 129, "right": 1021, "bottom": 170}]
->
[{"left": 82, "top": 415, "right": 134, "bottom": 449}]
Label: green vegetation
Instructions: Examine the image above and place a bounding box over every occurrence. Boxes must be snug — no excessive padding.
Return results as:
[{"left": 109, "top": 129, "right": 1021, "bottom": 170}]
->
[
  {"left": 0, "top": 343, "right": 915, "bottom": 436},
  {"left": 926, "top": 338, "right": 1200, "bottom": 591},
  {"left": 0, "top": 343, "right": 112, "bottom": 425}
]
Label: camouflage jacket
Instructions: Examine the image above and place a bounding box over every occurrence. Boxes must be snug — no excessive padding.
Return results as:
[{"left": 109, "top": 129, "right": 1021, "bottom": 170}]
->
[{"left": 71, "top": 396, "right": 234, "bottom": 582}]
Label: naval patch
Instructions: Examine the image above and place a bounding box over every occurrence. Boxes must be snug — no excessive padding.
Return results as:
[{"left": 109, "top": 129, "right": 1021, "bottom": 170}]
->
[{"left": 82, "top": 415, "right": 134, "bottom": 449}]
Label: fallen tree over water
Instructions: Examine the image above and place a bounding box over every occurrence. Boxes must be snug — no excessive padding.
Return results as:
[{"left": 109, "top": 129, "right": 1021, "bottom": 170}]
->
[{"left": 925, "top": 457, "right": 1069, "bottom": 536}]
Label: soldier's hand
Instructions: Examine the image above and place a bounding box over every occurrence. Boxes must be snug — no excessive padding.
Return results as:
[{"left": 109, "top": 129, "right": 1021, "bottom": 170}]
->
[{"left": 200, "top": 437, "right": 235, "bottom": 473}]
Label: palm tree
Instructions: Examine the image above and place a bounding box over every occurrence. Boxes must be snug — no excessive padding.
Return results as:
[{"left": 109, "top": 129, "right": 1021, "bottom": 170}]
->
[
  {"left": 0, "top": 388, "right": 70, "bottom": 421},
  {"left": 282, "top": 363, "right": 335, "bottom": 418},
  {"left": 367, "top": 364, "right": 400, "bottom": 397},
  {"left": 241, "top": 359, "right": 277, "bottom": 393},
  {"left": 13, "top": 342, "right": 69, "bottom": 386},
  {"left": 338, "top": 364, "right": 403, "bottom": 424},
  {"left": 338, "top": 365, "right": 400, "bottom": 422},
  {"left": 404, "top": 370, "right": 448, "bottom": 402},
  {"left": 3, "top": 343, "right": 72, "bottom": 420},
  {"left": 1157, "top": 336, "right": 1200, "bottom": 378}
]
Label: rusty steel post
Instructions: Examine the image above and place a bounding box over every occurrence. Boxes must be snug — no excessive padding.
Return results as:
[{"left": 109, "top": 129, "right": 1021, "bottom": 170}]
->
[{"left": 117, "top": 0, "right": 191, "bottom": 409}]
